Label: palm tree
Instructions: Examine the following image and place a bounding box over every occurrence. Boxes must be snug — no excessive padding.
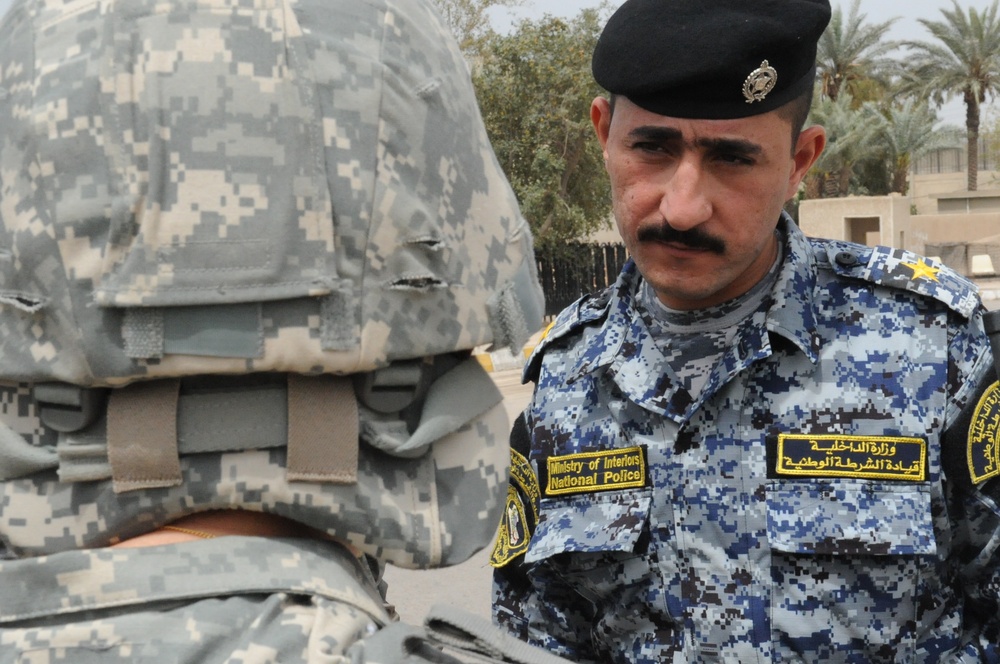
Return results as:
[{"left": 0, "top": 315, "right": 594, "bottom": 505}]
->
[
  {"left": 903, "top": 0, "right": 1000, "bottom": 191},
  {"left": 807, "top": 92, "right": 882, "bottom": 197},
  {"left": 817, "top": 0, "right": 898, "bottom": 103},
  {"left": 863, "top": 99, "right": 948, "bottom": 194}
]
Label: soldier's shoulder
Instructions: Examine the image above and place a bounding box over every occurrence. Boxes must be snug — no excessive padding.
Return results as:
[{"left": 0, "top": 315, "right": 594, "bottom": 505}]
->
[
  {"left": 808, "top": 238, "right": 982, "bottom": 318},
  {"left": 522, "top": 287, "right": 613, "bottom": 383}
]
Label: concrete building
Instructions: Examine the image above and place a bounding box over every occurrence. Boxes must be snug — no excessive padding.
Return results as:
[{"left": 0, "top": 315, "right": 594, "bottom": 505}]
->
[{"left": 798, "top": 186, "right": 1000, "bottom": 309}]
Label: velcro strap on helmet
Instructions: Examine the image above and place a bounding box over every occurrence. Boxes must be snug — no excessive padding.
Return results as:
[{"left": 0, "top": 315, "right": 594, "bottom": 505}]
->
[
  {"left": 107, "top": 380, "right": 183, "bottom": 493},
  {"left": 104, "top": 375, "right": 359, "bottom": 493},
  {"left": 2, "top": 356, "right": 495, "bottom": 489},
  {"left": 286, "top": 374, "right": 358, "bottom": 484}
]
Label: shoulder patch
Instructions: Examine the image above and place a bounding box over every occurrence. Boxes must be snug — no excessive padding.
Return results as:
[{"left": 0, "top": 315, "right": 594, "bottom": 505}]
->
[
  {"left": 490, "top": 448, "right": 541, "bottom": 568},
  {"left": 968, "top": 380, "right": 1000, "bottom": 484},
  {"left": 825, "top": 243, "right": 981, "bottom": 318}
]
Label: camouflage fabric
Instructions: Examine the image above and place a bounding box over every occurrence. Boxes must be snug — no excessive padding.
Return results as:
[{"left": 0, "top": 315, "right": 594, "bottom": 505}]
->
[
  {"left": 0, "top": 535, "right": 576, "bottom": 663},
  {"left": 0, "top": 0, "right": 542, "bottom": 568},
  {"left": 0, "top": 0, "right": 543, "bottom": 386},
  {"left": 0, "top": 389, "right": 510, "bottom": 567},
  {"left": 492, "top": 216, "right": 1000, "bottom": 662},
  {"left": 0, "top": 536, "right": 393, "bottom": 662},
  {"left": 0, "top": 0, "right": 557, "bottom": 660}
]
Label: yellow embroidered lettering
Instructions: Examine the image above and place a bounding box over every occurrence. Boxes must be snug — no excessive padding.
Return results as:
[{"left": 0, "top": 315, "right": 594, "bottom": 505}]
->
[
  {"left": 545, "top": 447, "right": 647, "bottom": 496},
  {"left": 777, "top": 434, "right": 926, "bottom": 482}
]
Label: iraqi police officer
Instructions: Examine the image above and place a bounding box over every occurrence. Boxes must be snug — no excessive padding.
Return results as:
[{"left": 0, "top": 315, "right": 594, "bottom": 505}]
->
[
  {"left": 0, "top": 0, "right": 573, "bottom": 661},
  {"left": 491, "top": 0, "right": 1000, "bottom": 661}
]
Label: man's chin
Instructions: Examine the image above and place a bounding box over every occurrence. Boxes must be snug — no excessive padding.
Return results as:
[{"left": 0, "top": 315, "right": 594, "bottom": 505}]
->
[{"left": 639, "top": 273, "right": 725, "bottom": 310}]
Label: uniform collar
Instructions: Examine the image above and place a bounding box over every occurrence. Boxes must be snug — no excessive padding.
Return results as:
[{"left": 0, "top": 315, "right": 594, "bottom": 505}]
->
[
  {"left": 765, "top": 215, "right": 822, "bottom": 364},
  {"left": 567, "top": 214, "right": 822, "bottom": 392}
]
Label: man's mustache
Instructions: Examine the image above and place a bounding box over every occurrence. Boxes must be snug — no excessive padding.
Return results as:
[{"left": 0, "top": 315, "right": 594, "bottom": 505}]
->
[{"left": 636, "top": 223, "right": 726, "bottom": 254}]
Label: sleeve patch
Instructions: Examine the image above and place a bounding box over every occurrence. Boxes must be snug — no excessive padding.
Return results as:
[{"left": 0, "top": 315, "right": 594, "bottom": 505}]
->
[
  {"left": 490, "top": 449, "right": 540, "bottom": 568},
  {"left": 968, "top": 380, "right": 1000, "bottom": 484}
]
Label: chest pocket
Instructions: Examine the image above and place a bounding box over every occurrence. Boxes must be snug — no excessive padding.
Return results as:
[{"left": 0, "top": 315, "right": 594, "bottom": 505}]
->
[
  {"left": 523, "top": 488, "right": 672, "bottom": 651},
  {"left": 766, "top": 480, "right": 936, "bottom": 662},
  {"left": 525, "top": 488, "right": 651, "bottom": 564},
  {"left": 766, "top": 480, "right": 935, "bottom": 556}
]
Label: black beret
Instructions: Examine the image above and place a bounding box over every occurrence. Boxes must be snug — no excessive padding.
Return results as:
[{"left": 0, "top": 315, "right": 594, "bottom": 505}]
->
[{"left": 592, "top": 0, "right": 832, "bottom": 119}]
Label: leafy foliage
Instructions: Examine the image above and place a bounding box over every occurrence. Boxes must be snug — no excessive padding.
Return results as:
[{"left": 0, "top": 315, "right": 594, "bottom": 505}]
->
[
  {"left": 817, "top": 0, "right": 899, "bottom": 103},
  {"left": 807, "top": 92, "right": 882, "bottom": 197},
  {"left": 902, "top": 0, "right": 1000, "bottom": 190},
  {"left": 866, "top": 99, "right": 949, "bottom": 194},
  {"left": 807, "top": 93, "right": 946, "bottom": 198},
  {"left": 472, "top": 9, "right": 612, "bottom": 252},
  {"left": 430, "top": 0, "right": 523, "bottom": 60}
]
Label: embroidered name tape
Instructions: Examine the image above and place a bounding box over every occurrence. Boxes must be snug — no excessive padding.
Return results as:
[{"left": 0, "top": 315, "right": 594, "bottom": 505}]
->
[
  {"left": 545, "top": 446, "right": 647, "bottom": 497},
  {"left": 968, "top": 380, "right": 1000, "bottom": 484},
  {"left": 775, "top": 434, "right": 927, "bottom": 482}
]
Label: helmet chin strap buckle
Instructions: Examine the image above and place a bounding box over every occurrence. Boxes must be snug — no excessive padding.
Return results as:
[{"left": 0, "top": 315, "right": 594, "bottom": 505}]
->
[{"left": 33, "top": 384, "right": 108, "bottom": 433}]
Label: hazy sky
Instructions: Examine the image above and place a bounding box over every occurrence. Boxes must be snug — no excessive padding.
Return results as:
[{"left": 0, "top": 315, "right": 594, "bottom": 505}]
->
[
  {"left": 491, "top": 0, "right": 998, "bottom": 41},
  {"left": 0, "top": 0, "right": 994, "bottom": 125}
]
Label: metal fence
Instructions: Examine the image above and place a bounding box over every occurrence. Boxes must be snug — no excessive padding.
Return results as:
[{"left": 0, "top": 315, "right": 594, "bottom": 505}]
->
[
  {"left": 535, "top": 243, "right": 629, "bottom": 318},
  {"left": 912, "top": 139, "right": 998, "bottom": 175}
]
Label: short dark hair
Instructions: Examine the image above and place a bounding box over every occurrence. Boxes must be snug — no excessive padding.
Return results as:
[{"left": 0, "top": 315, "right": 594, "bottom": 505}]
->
[
  {"left": 775, "top": 84, "right": 815, "bottom": 150},
  {"left": 608, "top": 84, "right": 814, "bottom": 154}
]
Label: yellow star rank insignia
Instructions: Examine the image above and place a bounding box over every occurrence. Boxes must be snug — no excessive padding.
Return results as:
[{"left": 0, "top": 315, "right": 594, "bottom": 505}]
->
[{"left": 901, "top": 259, "right": 941, "bottom": 283}]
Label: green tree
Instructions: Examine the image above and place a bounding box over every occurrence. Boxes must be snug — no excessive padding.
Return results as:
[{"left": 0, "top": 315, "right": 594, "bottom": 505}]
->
[
  {"left": 903, "top": 0, "right": 1000, "bottom": 190},
  {"left": 430, "top": 0, "right": 523, "bottom": 60},
  {"left": 817, "top": 0, "right": 898, "bottom": 103},
  {"left": 473, "top": 9, "right": 611, "bottom": 251},
  {"left": 806, "top": 92, "right": 881, "bottom": 197},
  {"left": 864, "top": 98, "right": 948, "bottom": 194}
]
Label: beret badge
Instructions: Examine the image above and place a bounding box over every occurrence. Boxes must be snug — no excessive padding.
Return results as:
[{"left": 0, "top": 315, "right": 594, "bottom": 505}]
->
[{"left": 743, "top": 60, "right": 778, "bottom": 104}]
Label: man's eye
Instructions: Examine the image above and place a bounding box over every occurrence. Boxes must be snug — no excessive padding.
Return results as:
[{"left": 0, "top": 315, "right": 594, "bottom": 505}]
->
[
  {"left": 717, "top": 153, "right": 754, "bottom": 165},
  {"left": 633, "top": 142, "right": 670, "bottom": 154}
]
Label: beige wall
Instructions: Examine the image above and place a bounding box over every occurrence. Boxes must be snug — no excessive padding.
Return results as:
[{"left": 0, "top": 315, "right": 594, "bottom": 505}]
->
[
  {"left": 799, "top": 194, "right": 912, "bottom": 249},
  {"left": 584, "top": 222, "right": 621, "bottom": 244},
  {"left": 799, "top": 194, "right": 999, "bottom": 257},
  {"left": 911, "top": 214, "right": 1000, "bottom": 247},
  {"left": 910, "top": 170, "right": 1000, "bottom": 214}
]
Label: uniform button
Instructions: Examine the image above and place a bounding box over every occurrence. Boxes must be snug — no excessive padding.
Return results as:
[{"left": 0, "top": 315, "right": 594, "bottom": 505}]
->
[{"left": 835, "top": 251, "right": 859, "bottom": 267}]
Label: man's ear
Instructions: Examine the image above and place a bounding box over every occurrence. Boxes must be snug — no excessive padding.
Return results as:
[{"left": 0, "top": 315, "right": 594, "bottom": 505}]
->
[
  {"left": 591, "top": 96, "right": 613, "bottom": 153},
  {"left": 786, "top": 125, "right": 826, "bottom": 199}
]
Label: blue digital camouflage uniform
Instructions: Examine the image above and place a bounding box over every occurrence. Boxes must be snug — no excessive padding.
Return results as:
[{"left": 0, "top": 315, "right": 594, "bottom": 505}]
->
[{"left": 492, "top": 216, "right": 1000, "bottom": 662}]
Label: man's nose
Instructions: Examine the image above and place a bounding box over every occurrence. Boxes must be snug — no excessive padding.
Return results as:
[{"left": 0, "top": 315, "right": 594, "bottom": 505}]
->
[{"left": 660, "top": 158, "right": 711, "bottom": 230}]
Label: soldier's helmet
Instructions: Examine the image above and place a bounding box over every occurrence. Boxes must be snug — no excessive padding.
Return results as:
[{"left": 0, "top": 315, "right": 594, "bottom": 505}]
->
[{"left": 0, "top": 0, "right": 543, "bottom": 567}]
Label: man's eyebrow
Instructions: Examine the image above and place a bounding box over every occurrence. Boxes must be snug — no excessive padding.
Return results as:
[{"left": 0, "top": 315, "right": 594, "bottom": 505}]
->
[
  {"left": 626, "top": 126, "right": 683, "bottom": 142},
  {"left": 626, "top": 126, "right": 763, "bottom": 157},
  {"left": 697, "top": 136, "right": 762, "bottom": 156}
]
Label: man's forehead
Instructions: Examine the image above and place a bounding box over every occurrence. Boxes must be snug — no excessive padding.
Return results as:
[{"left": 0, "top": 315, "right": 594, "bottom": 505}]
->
[{"left": 612, "top": 97, "right": 785, "bottom": 144}]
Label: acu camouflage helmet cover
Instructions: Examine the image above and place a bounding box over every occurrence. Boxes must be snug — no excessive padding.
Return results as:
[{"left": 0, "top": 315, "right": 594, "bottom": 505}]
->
[
  {"left": 0, "top": 0, "right": 542, "bottom": 382},
  {"left": 0, "top": 0, "right": 544, "bottom": 567}
]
